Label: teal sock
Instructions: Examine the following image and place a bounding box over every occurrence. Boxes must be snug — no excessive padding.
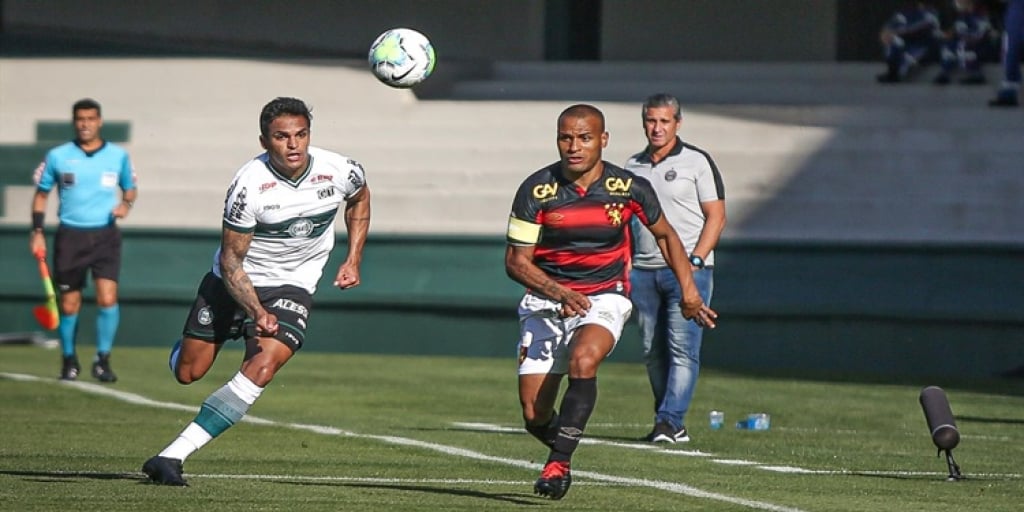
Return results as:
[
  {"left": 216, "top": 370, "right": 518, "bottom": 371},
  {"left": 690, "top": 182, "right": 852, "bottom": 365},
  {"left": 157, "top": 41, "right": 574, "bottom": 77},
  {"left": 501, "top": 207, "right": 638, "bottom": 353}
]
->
[
  {"left": 96, "top": 305, "right": 119, "bottom": 355},
  {"left": 58, "top": 314, "right": 79, "bottom": 357},
  {"left": 194, "top": 373, "right": 263, "bottom": 438}
]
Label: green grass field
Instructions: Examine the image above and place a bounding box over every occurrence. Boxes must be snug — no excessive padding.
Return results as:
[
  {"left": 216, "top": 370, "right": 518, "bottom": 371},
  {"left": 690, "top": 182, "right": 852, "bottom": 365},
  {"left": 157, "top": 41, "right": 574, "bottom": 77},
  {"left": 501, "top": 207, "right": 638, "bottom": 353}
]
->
[{"left": 1, "top": 344, "right": 1022, "bottom": 512}]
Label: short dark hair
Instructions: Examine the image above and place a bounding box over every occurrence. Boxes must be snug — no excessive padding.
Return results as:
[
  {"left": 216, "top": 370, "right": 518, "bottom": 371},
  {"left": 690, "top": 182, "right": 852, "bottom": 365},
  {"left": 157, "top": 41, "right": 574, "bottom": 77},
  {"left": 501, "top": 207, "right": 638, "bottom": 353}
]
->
[
  {"left": 260, "top": 97, "right": 312, "bottom": 137},
  {"left": 642, "top": 93, "right": 681, "bottom": 121},
  {"left": 558, "top": 103, "right": 605, "bottom": 132},
  {"left": 72, "top": 98, "right": 102, "bottom": 117}
]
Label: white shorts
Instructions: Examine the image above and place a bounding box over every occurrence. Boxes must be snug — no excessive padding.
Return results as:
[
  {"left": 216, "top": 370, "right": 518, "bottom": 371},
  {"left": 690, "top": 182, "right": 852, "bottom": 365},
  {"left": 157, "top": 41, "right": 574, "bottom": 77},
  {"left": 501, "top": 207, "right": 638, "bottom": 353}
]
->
[{"left": 516, "top": 292, "right": 633, "bottom": 375}]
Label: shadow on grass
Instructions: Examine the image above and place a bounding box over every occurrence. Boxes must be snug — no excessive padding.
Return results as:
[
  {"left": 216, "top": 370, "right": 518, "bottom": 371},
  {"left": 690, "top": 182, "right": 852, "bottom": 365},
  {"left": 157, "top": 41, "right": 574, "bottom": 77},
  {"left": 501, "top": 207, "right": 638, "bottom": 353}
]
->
[
  {"left": 0, "top": 469, "right": 144, "bottom": 483},
  {"left": 278, "top": 480, "right": 542, "bottom": 505},
  {"left": 956, "top": 415, "right": 1024, "bottom": 425}
]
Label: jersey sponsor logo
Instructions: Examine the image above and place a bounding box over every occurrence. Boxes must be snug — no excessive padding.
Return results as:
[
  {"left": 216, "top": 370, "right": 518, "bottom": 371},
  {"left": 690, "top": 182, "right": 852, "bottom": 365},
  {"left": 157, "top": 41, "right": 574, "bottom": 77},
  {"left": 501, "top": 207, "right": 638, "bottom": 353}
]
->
[
  {"left": 532, "top": 183, "right": 558, "bottom": 200},
  {"left": 605, "top": 203, "right": 625, "bottom": 226},
  {"left": 263, "top": 204, "right": 280, "bottom": 211},
  {"left": 317, "top": 186, "right": 336, "bottom": 199},
  {"left": 310, "top": 174, "right": 332, "bottom": 184},
  {"left": 197, "top": 306, "right": 213, "bottom": 326},
  {"left": 664, "top": 170, "right": 677, "bottom": 181},
  {"left": 226, "top": 186, "right": 248, "bottom": 222},
  {"left": 271, "top": 298, "right": 309, "bottom": 317},
  {"left": 287, "top": 218, "right": 315, "bottom": 237},
  {"left": 259, "top": 182, "right": 277, "bottom": 193},
  {"left": 347, "top": 169, "right": 365, "bottom": 188},
  {"left": 604, "top": 177, "right": 633, "bottom": 195}
]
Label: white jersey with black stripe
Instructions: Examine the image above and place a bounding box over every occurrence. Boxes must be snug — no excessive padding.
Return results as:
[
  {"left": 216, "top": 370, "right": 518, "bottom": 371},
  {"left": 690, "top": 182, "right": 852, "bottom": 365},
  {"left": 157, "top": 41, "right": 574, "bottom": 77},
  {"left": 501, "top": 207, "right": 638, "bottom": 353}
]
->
[{"left": 212, "top": 146, "right": 366, "bottom": 294}]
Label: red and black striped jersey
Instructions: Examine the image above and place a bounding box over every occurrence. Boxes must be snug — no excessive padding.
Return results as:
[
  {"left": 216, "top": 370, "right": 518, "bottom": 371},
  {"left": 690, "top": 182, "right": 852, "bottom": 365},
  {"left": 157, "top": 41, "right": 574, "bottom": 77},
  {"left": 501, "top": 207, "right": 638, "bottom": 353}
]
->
[{"left": 507, "top": 161, "right": 663, "bottom": 297}]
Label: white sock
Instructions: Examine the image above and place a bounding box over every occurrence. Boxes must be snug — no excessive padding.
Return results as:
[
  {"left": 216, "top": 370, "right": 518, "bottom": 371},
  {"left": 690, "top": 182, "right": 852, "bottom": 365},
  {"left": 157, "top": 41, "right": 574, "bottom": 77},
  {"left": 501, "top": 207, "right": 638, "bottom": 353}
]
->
[
  {"left": 159, "top": 422, "right": 212, "bottom": 461},
  {"left": 158, "top": 373, "right": 264, "bottom": 461}
]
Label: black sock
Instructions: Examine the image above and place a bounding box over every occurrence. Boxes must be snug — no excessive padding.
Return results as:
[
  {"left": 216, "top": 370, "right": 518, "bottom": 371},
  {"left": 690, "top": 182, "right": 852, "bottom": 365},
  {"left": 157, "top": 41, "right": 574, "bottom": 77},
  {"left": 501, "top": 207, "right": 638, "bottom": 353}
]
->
[
  {"left": 525, "top": 411, "right": 559, "bottom": 448},
  {"left": 549, "top": 377, "right": 597, "bottom": 462}
]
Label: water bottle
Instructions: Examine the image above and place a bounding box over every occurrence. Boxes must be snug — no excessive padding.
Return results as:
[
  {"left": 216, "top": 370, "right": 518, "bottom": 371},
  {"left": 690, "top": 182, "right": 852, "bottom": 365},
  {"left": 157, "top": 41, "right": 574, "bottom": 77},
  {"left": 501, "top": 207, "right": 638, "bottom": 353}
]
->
[
  {"left": 709, "top": 410, "right": 725, "bottom": 430},
  {"left": 735, "top": 413, "right": 771, "bottom": 430}
]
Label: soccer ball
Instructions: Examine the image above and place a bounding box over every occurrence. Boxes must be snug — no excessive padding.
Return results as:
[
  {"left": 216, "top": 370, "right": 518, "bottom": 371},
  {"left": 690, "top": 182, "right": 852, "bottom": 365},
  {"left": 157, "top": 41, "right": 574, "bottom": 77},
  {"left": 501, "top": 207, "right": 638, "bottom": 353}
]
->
[{"left": 367, "top": 28, "right": 436, "bottom": 88}]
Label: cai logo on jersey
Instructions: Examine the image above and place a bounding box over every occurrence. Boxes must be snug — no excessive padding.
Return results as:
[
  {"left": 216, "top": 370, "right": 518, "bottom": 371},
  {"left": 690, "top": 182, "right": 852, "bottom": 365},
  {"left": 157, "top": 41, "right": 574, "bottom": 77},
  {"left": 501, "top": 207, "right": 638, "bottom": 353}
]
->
[
  {"left": 604, "top": 177, "right": 633, "bottom": 196},
  {"left": 532, "top": 183, "right": 558, "bottom": 200},
  {"left": 287, "top": 218, "right": 315, "bottom": 237}
]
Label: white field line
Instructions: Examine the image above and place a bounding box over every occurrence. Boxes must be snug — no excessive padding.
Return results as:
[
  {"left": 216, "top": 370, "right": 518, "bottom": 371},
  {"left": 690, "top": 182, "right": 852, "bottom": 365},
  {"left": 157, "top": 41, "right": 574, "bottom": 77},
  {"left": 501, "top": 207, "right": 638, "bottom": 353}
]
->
[
  {"left": 1, "top": 372, "right": 808, "bottom": 512},
  {"left": 591, "top": 423, "right": 1014, "bottom": 443},
  {"left": 454, "top": 422, "right": 1024, "bottom": 480}
]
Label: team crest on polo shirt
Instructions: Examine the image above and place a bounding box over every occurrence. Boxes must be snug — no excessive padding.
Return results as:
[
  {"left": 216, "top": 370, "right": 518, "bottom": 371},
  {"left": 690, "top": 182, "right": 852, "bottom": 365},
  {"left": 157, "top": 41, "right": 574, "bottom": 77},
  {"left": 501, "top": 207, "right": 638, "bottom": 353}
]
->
[
  {"left": 664, "top": 170, "right": 677, "bottom": 181},
  {"left": 605, "top": 203, "right": 625, "bottom": 226}
]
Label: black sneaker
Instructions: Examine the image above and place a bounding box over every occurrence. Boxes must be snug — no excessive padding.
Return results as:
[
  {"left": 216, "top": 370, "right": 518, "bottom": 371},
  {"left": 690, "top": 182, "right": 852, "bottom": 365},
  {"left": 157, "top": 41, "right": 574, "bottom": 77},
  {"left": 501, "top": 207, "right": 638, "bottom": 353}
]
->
[
  {"left": 989, "top": 90, "right": 1019, "bottom": 107},
  {"left": 59, "top": 355, "right": 80, "bottom": 381},
  {"left": 91, "top": 353, "right": 118, "bottom": 383},
  {"left": 534, "top": 460, "right": 571, "bottom": 500},
  {"left": 958, "top": 72, "right": 986, "bottom": 85},
  {"left": 142, "top": 456, "right": 188, "bottom": 486},
  {"left": 650, "top": 421, "right": 690, "bottom": 443}
]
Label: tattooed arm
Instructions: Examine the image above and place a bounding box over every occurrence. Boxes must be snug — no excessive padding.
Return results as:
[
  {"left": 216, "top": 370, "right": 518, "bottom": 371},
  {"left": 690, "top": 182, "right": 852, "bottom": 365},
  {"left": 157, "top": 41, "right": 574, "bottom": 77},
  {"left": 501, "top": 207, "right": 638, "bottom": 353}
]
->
[
  {"left": 219, "top": 228, "right": 278, "bottom": 336},
  {"left": 505, "top": 244, "right": 591, "bottom": 317}
]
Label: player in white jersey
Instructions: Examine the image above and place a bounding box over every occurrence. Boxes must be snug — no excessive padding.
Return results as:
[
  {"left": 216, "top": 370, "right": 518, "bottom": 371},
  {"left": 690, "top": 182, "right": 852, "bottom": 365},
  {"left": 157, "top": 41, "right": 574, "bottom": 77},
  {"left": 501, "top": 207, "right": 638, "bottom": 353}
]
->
[{"left": 142, "top": 97, "right": 371, "bottom": 486}]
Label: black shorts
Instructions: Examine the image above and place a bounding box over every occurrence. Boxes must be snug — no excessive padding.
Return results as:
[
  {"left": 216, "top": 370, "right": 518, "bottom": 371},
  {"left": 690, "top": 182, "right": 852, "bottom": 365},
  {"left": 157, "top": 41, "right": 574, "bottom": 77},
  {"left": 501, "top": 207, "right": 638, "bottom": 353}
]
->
[
  {"left": 181, "top": 271, "right": 312, "bottom": 352},
  {"left": 53, "top": 224, "right": 121, "bottom": 292}
]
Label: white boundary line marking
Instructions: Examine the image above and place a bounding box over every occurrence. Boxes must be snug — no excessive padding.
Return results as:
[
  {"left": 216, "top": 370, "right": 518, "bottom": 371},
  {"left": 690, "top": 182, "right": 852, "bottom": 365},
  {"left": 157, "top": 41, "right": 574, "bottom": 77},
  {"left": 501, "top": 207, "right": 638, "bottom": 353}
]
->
[
  {"left": 1, "top": 372, "right": 808, "bottom": 512},
  {"left": 452, "top": 422, "right": 1024, "bottom": 480}
]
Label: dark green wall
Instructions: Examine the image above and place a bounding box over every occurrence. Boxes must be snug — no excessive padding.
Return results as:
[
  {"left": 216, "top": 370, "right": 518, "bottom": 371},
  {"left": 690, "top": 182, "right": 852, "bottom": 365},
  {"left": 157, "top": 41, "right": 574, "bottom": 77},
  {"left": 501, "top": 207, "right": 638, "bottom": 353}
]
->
[{"left": 2, "top": 226, "right": 1022, "bottom": 379}]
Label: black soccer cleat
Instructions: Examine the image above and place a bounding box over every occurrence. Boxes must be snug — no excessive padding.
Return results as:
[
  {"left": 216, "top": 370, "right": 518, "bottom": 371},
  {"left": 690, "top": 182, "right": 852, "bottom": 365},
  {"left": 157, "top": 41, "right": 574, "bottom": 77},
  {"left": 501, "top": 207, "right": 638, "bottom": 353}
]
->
[
  {"left": 534, "top": 460, "right": 572, "bottom": 500},
  {"left": 142, "top": 456, "right": 188, "bottom": 486},
  {"left": 91, "top": 353, "right": 118, "bottom": 383},
  {"left": 59, "top": 355, "right": 80, "bottom": 381}
]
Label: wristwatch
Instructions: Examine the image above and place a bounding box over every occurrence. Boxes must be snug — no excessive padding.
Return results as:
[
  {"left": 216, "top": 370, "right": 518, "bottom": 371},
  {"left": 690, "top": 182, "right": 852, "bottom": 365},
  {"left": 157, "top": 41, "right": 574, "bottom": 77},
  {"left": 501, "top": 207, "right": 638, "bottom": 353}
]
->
[{"left": 689, "top": 255, "right": 705, "bottom": 269}]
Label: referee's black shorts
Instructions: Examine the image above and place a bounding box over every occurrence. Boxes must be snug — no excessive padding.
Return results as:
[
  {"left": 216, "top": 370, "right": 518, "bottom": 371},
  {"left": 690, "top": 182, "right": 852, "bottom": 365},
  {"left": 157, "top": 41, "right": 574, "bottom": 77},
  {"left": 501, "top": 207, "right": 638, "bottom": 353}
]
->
[{"left": 53, "top": 224, "right": 122, "bottom": 292}]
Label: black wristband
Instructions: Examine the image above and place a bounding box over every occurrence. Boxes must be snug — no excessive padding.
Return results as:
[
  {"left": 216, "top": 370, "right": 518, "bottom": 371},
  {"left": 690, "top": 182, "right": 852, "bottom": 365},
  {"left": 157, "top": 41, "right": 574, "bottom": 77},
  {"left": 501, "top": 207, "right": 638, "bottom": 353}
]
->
[{"left": 31, "top": 211, "right": 44, "bottom": 231}]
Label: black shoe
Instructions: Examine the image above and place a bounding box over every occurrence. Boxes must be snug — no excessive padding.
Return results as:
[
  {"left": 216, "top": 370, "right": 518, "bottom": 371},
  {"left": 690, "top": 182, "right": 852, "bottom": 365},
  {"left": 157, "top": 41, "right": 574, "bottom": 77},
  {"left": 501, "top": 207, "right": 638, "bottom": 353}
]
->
[
  {"left": 958, "top": 73, "right": 986, "bottom": 85},
  {"left": 91, "top": 353, "right": 118, "bottom": 383},
  {"left": 989, "top": 91, "right": 1019, "bottom": 107},
  {"left": 876, "top": 71, "right": 901, "bottom": 84},
  {"left": 59, "top": 355, "right": 80, "bottom": 381},
  {"left": 932, "top": 73, "right": 951, "bottom": 85},
  {"left": 650, "top": 421, "right": 688, "bottom": 443},
  {"left": 534, "top": 460, "right": 571, "bottom": 500},
  {"left": 142, "top": 456, "right": 188, "bottom": 486}
]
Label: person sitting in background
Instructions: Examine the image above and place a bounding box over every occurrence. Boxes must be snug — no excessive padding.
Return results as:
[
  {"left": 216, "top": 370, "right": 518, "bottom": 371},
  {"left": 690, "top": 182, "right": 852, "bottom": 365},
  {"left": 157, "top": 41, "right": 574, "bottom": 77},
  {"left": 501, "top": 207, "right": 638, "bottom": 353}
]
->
[
  {"left": 933, "top": 0, "right": 999, "bottom": 85},
  {"left": 990, "top": 0, "right": 1024, "bottom": 106},
  {"left": 877, "top": 1, "right": 943, "bottom": 83}
]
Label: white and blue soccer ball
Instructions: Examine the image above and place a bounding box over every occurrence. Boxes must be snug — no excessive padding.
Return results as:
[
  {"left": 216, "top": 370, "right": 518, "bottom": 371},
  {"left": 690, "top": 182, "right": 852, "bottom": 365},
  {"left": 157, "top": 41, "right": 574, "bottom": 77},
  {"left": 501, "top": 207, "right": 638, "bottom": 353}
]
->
[{"left": 368, "top": 28, "right": 436, "bottom": 88}]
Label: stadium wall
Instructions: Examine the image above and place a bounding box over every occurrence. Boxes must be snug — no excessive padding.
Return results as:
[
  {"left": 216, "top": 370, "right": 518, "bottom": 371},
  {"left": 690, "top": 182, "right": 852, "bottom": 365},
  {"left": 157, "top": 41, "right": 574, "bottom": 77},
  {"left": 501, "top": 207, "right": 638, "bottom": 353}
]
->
[
  {"left": 1, "top": 226, "right": 1021, "bottom": 379},
  {"left": 2, "top": 0, "right": 889, "bottom": 61}
]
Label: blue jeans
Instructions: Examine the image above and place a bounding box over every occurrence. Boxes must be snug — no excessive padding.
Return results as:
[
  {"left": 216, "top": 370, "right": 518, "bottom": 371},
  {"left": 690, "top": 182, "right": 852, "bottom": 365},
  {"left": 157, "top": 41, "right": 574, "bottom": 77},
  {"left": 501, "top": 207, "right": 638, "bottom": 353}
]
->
[{"left": 630, "top": 267, "right": 713, "bottom": 430}]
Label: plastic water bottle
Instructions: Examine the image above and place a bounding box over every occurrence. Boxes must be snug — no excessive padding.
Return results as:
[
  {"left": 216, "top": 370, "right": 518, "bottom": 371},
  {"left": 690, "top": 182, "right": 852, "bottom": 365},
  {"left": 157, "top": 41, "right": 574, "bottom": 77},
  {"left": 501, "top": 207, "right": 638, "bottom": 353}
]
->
[
  {"left": 709, "top": 410, "right": 725, "bottom": 430},
  {"left": 735, "top": 413, "right": 771, "bottom": 430}
]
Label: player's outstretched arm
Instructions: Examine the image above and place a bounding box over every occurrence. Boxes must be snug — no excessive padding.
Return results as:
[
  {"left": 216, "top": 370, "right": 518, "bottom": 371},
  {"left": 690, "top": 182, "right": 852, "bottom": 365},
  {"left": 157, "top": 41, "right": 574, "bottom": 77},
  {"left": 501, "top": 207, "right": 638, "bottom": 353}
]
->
[{"left": 335, "top": 185, "right": 371, "bottom": 289}]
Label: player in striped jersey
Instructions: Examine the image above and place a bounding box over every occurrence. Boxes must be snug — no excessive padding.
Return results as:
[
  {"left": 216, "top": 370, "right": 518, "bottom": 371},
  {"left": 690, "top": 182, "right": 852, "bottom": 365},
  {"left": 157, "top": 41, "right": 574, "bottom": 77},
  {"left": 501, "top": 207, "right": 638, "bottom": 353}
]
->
[
  {"left": 505, "top": 104, "right": 717, "bottom": 500},
  {"left": 142, "top": 97, "right": 371, "bottom": 486}
]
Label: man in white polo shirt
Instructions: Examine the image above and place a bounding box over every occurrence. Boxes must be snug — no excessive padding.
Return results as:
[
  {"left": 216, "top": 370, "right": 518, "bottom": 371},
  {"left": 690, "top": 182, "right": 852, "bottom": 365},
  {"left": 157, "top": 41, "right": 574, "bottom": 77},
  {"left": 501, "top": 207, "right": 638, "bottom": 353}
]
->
[{"left": 625, "top": 93, "right": 726, "bottom": 444}]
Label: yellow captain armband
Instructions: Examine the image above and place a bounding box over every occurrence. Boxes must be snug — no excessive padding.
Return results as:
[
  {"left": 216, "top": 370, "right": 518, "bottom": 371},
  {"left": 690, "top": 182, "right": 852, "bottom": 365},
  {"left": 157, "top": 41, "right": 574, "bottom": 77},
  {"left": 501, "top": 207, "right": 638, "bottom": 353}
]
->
[{"left": 507, "top": 216, "right": 541, "bottom": 244}]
